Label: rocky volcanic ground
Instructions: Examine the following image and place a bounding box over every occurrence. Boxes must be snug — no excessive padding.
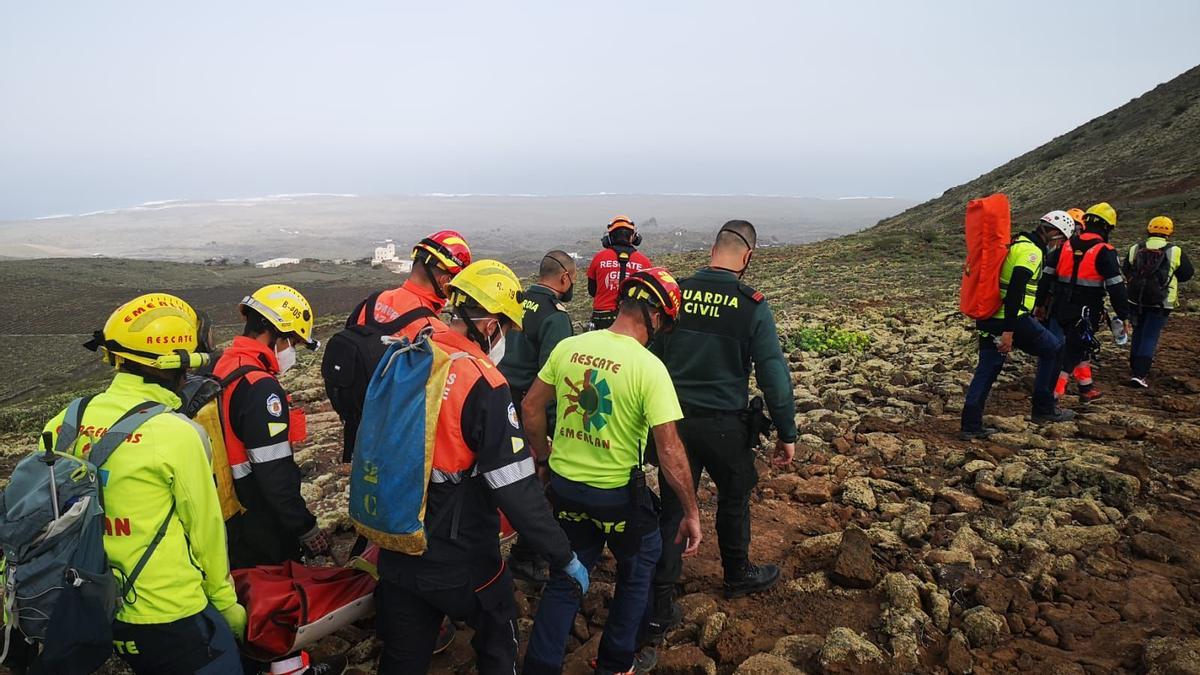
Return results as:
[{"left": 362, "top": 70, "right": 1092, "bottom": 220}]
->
[{"left": 251, "top": 305, "right": 1200, "bottom": 675}]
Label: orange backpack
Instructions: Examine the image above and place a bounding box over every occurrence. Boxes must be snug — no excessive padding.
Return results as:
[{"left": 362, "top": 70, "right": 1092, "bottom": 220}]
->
[{"left": 959, "top": 194, "right": 1012, "bottom": 320}]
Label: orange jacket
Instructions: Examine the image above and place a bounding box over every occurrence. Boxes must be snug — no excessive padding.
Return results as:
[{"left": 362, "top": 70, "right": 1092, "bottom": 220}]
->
[{"left": 356, "top": 279, "right": 448, "bottom": 339}]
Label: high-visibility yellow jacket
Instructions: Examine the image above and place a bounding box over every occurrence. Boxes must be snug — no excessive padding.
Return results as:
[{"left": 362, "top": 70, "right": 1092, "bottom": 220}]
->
[
  {"left": 42, "top": 372, "right": 239, "bottom": 624},
  {"left": 993, "top": 234, "right": 1043, "bottom": 320}
]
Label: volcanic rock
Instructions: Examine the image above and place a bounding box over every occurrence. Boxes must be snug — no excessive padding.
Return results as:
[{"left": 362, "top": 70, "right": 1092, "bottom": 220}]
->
[
  {"left": 733, "top": 653, "right": 804, "bottom": 674},
  {"left": 960, "top": 606, "right": 1009, "bottom": 648},
  {"left": 817, "top": 627, "right": 886, "bottom": 674},
  {"left": 840, "top": 477, "right": 877, "bottom": 511},
  {"left": 829, "top": 526, "right": 877, "bottom": 589}
]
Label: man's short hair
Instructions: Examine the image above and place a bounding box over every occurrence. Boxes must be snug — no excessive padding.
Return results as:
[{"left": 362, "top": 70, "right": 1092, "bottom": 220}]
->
[
  {"left": 539, "top": 250, "right": 576, "bottom": 280},
  {"left": 715, "top": 220, "right": 757, "bottom": 252}
]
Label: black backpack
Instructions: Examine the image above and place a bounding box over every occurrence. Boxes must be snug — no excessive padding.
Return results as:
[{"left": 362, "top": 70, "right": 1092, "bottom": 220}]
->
[
  {"left": 1127, "top": 244, "right": 1175, "bottom": 308},
  {"left": 321, "top": 291, "right": 435, "bottom": 462}
]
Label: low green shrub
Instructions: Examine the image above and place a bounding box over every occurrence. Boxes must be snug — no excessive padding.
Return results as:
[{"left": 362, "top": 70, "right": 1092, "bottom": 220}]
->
[{"left": 783, "top": 325, "right": 872, "bottom": 354}]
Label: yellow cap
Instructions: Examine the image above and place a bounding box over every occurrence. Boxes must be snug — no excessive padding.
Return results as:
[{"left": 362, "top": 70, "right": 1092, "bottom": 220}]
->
[
  {"left": 89, "top": 293, "right": 208, "bottom": 370},
  {"left": 240, "top": 284, "right": 318, "bottom": 349},
  {"left": 1147, "top": 216, "right": 1174, "bottom": 237},
  {"left": 1085, "top": 202, "right": 1117, "bottom": 228},
  {"left": 447, "top": 260, "right": 525, "bottom": 329}
]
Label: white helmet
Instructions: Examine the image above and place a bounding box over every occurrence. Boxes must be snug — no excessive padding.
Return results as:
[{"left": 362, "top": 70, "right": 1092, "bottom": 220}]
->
[{"left": 1040, "top": 210, "right": 1075, "bottom": 239}]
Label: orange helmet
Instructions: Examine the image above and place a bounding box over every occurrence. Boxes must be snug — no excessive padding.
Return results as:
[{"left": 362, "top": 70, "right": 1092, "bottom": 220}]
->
[
  {"left": 607, "top": 215, "right": 636, "bottom": 233},
  {"left": 1067, "top": 208, "right": 1085, "bottom": 230},
  {"left": 620, "top": 267, "right": 682, "bottom": 321},
  {"left": 412, "top": 230, "right": 471, "bottom": 275}
]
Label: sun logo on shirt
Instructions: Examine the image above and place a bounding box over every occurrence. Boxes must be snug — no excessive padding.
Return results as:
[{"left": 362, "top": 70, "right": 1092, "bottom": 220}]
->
[{"left": 563, "top": 369, "right": 613, "bottom": 432}]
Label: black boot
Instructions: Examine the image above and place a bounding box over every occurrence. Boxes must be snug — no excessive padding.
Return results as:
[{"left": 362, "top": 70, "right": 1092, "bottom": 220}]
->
[
  {"left": 723, "top": 560, "right": 780, "bottom": 599},
  {"left": 643, "top": 585, "right": 682, "bottom": 645}
]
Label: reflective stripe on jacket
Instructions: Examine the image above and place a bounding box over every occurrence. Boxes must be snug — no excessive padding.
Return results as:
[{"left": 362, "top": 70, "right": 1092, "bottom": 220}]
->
[
  {"left": 1128, "top": 237, "right": 1185, "bottom": 309},
  {"left": 993, "top": 234, "right": 1042, "bottom": 320},
  {"left": 1055, "top": 232, "right": 1121, "bottom": 288}
]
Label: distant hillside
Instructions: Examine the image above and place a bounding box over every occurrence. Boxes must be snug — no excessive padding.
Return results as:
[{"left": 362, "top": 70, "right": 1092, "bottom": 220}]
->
[
  {"left": 0, "top": 259, "right": 396, "bottom": 416},
  {"left": 872, "top": 64, "right": 1200, "bottom": 238}
]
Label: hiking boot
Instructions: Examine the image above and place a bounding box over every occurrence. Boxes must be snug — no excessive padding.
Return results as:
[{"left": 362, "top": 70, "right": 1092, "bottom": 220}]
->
[
  {"left": 643, "top": 601, "right": 683, "bottom": 645},
  {"left": 507, "top": 553, "right": 550, "bottom": 584},
  {"left": 590, "top": 648, "right": 657, "bottom": 675},
  {"left": 1129, "top": 376, "right": 1149, "bottom": 389},
  {"left": 1079, "top": 388, "right": 1103, "bottom": 404},
  {"left": 433, "top": 621, "right": 457, "bottom": 654},
  {"left": 959, "top": 427, "right": 999, "bottom": 441},
  {"left": 633, "top": 646, "right": 658, "bottom": 673},
  {"left": 302, "top": 655, "right": 347, "bottom": 675},
  {"left": 1032, "top": 408, "right": 1076, "bottom": 425},
  {"left": 723, "top": 561, "right": 781, "bottom": 599}
]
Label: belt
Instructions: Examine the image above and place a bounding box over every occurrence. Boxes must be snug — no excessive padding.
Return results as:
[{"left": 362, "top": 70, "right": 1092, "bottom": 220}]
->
[{"left": 681, "top": 404, "right": 742, "bottom": 419}]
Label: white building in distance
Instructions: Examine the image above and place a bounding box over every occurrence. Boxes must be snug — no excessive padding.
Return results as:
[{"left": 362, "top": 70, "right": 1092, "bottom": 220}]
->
[
  {"left": 256, "top": 257, "right": 300, "bottom": 269},
  {"left": 373, "top": 240, "right": 413, "bottom": 274}
]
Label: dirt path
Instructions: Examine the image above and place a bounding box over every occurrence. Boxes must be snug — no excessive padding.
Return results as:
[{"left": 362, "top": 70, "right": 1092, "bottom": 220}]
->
[{"left": 29, "top": 312, "right": 1200, "bottom": 675}]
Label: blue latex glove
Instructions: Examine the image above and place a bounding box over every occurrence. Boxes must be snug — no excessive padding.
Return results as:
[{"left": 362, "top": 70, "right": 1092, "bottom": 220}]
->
[{"left": 563, "top": 553, "right": 589, "bottom": 596}]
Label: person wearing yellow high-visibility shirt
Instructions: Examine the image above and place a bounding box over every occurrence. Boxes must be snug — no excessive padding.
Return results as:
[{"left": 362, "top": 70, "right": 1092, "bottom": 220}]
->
[
  {"left": 42, "top": 293, "right": 245, "bottom": 674},
  {"left": 1124, "top": 216, "right": 1194, "bottom": 388}
]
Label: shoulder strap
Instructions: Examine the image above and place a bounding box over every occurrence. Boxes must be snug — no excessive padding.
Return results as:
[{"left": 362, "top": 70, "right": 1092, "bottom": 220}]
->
[
  {"left": 617, "top": 249, "right": 632, "bottom": 287},
  {"left": 385, "top": 306, "right": 437, "bottom": 333},
  {"left": 121, "top": 502, "right": 176, "bottom": 599},
  {"left": 53, "top": 395, "right": 97, "bottom": 453},
  {"left": 345, "top": 292, "right": 382, "bottom": 329},
  {"left": 1068, "top": 237, "right": 1087, "bottom": 287},
  {"left": 82, "top": 401, "right": 179, "bottom": 600},
  {"left": 87, "top": 402, "right": 168, "bottom": 470},
  {"left": 218, "top": 364, "right": 268, "bottom": 389}
]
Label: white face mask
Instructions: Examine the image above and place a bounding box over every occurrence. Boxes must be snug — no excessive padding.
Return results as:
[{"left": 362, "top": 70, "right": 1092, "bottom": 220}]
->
[
  {"left": 469, "top": 317, "right": 507, "bottom": 363},
  {"left": 488, "top": 332, "right": 507, "bottom": 364},
  {"left": 276, "top": 343, "right": 297, "bottom": 374}
]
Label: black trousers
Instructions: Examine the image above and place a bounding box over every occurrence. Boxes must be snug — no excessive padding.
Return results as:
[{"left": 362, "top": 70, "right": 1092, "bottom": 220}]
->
[
  {"left": 1058, "top": 303, "right": 1102, "bottom": 372},
  {"left": 111, "top": 604, "right": 242, "bottom": 675},
  {"left": 375, "top": 567, "right": 518, "bottom": 675},
  {"left": 655, "top": 413, "right": 754, "bottom": 590}
]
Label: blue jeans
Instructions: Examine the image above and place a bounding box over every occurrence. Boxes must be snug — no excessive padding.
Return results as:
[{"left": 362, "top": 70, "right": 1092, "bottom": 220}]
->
[
  {"left": 525, "top": 475, "right": 662, "bottom": 674},
  {"left": 961, "top": 315, "right": 1063, "bottom": 431},
  {"left": 1130, "top": 308, "right": 1169, "bottom": 378}
]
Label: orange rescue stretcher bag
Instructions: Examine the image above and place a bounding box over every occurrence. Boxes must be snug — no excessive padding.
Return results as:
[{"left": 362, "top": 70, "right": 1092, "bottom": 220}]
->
[{"left": 959, "top": 193, "right": 1012, "bottom": 320}]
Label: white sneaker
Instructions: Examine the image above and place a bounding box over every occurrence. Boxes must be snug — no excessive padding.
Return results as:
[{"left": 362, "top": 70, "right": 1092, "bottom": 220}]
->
[{"left": 1130, "top": 377, "right": 1149, "bottom": 388}]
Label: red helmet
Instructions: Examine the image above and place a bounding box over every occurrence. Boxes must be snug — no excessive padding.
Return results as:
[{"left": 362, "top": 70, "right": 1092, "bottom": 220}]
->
[
  {"left": 413, "top": 230, "right": 471, "bottom": 275},
  {"left": 620, "top": 267, "right": 682, "bottom": 321}
]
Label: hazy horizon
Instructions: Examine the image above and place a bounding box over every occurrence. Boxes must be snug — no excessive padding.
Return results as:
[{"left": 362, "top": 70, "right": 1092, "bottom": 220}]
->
[{"left": 3, "top": 1, "right": 1199, "bottom": 220}]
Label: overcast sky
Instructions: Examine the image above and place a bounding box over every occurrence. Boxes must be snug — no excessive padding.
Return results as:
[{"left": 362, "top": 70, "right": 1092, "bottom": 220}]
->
[{"left": 2, "top": 1, "right": 1198, "bottom": 220}]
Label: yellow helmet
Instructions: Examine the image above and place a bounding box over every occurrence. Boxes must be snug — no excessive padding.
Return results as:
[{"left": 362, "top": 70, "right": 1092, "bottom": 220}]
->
[
  {"left": 447, "top": 260, "right": 526, "bottom": 329},
  {"left": 239, "top": 284, "right": 318, "bottom": 349},
  {"left": 86, "top": 293, "right": 209, "bottom": 370},
  {"left": 1147, "top": 216, "right": 1174, "bottom": 237},
  {"left": 1084, "top": 202, "right": 1117, "bottom": 229}
]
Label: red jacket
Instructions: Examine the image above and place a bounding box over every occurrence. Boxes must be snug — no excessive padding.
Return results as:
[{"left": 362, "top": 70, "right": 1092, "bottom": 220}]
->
[{"left": 587, "top": 247, "right": 652, "bottom": 312}]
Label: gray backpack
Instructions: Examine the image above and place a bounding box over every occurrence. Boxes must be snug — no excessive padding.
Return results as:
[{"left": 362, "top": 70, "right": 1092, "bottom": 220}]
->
[{"left": 0, "top": 397, "right": 173, "bottom": 673}]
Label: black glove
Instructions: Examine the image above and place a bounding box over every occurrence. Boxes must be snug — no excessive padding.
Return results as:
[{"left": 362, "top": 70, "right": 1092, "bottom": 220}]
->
[{"left": 299, "top": 526, "right": 331, "bottom": 557}]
